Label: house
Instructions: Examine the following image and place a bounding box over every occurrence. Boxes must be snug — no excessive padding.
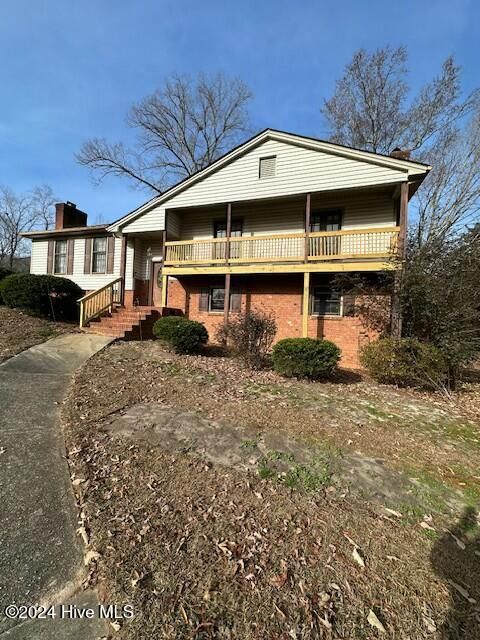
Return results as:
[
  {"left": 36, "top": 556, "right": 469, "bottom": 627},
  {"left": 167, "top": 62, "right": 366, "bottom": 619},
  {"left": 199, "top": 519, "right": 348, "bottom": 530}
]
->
[{"left": 23, "top": 129, "right": 430, "bottom": 367}]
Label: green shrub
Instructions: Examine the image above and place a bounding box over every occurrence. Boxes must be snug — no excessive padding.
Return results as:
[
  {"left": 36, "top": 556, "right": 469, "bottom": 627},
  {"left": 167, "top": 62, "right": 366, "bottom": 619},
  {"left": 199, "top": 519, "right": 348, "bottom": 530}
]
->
[
  {"left": 153, "top": 315, "right": 189, "bottom": 341},
  {"left": 170, "top": 319, "right": 208, "bottom": 354},
  {"left": 0, "top": 268, "right": 13, "bottom": 304},
  {"left": 360, "top": 337, "right": 447, "bottom": 390},
  {"left": 272, "top": 338, "right": 341, "bottom": 379},
  {"left": 1, "top": 273, "right": 82, "bottom": 321},
  {"left": 215, "top": 310, "right": 277, "bottom": 368}
]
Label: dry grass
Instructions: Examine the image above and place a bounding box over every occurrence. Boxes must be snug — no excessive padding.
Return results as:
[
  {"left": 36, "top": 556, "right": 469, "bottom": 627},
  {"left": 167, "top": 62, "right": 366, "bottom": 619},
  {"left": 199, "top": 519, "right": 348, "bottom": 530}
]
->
[
  {"left": 62, "top": 341, "right": 480, "bottom": 639},
  {"left": 0, "top": 306, "right": 78, "bottom": 363}
]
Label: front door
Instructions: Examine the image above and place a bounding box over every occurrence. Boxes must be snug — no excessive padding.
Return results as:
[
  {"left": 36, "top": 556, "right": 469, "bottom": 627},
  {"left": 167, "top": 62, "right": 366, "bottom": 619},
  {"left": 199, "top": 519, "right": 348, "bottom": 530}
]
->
[{"left": 152, "top": 261, "right": 163, "bottom": 307}]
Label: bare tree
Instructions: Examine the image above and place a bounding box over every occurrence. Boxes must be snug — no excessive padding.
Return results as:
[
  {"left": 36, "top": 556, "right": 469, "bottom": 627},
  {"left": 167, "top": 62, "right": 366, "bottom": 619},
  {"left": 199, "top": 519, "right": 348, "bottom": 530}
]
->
[
  {"left": 0, "top": 185, "right": 56, "bottom": 268},
  {"left": 77, "top": 73, "right": 253, "bottom": 194},
  {"left": 413, "top": 109, "right": 480, "bottom": 246},
  {"left": 322, "top": 46, "right": 480, "bottom": 243},
  {"left": 30, "top": 184, "right": 56, "bottom": 230},
  {"left": 322, "top": 47, "right": 477, "bottom": 155}
]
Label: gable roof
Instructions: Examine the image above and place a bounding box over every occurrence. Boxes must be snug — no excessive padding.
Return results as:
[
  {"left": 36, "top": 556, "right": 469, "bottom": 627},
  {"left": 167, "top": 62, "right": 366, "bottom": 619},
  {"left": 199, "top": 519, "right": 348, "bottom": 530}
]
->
[{"left": 108, "top": 128, "right": 431, "bottom": 232}]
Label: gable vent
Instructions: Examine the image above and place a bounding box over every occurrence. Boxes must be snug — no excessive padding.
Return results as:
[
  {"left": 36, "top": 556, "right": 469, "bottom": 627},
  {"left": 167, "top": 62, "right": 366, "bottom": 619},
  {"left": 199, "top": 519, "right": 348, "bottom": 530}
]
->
[{"left": 259, "top": 155, "right": 276, "bottom": 179}]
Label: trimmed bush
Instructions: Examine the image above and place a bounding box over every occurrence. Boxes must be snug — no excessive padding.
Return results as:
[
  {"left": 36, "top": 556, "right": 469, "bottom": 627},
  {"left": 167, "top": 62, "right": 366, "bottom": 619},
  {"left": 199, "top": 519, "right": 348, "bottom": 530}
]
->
[
  {"left": 272, "top": 338, "right": 341, "bottom": 379},
  {"left": 1, "top": 273, "right": 82, "bottom": 321},
  {"left": 170, "top": 319, "right": 208, "bottom": 354},
  {"left": 360, "top": 337, "right": 447, "bottom": 390},
  {"left": 0, "top": 268, "right": 13, "bottom": 304},
  {"left": 153, "top": 315, "right": 189, "bottom": 341},
  {"left": 215, "top": 310, "right": 277, "bottom": 368}
]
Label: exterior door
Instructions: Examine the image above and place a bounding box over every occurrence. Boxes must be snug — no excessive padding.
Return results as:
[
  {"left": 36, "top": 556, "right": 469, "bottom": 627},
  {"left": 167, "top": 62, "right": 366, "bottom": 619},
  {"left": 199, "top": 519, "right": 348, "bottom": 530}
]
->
[{"left": 152, "top": 261, "right": 163, "bottom": 307}]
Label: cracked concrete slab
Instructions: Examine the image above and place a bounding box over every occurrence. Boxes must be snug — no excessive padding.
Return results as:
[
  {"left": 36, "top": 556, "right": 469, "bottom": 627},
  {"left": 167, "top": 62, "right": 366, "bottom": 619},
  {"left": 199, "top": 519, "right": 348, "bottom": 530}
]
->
[{"left": 0, "top": 334, "right": 112, "bottom": 637}]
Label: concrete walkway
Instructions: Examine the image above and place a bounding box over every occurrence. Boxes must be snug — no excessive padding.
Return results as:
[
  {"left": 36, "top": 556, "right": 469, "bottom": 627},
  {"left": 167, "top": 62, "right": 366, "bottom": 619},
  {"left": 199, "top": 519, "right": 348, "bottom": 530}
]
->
[{"left": 0, "top": 334, "right": 113, "bottom": 639}]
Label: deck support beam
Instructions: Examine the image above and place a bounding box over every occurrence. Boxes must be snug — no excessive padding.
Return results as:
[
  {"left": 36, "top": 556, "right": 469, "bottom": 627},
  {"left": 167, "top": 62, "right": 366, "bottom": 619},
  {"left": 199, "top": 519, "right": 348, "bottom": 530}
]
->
[
  {"left": 225, "top": 203, "right": 232, "bottom": 263},
  {"left": 304, "top": 193, "right": 311, "bottom": 262},
  {"left": 302, "top": 271, "right": 310, "bottom": 337}
]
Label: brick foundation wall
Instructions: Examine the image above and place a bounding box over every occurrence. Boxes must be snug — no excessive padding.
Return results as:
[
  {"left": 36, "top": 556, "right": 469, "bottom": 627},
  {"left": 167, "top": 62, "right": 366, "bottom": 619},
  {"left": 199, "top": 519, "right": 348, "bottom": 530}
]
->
[{"left": 165, "top": 274, "right": 387, "bottom": 369}]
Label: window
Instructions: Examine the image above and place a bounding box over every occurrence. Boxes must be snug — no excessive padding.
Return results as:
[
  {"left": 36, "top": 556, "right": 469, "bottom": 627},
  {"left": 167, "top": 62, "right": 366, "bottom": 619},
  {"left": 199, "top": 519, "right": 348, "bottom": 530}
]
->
[
  {"left": 210, "top": 287, "right": 225, "bottom": 312},
  {"left": 54, "top": 240, "right": 67, "bottom": 274},
  {"left": 214, "top": 219, "right": 243, "bottom": 237},
  {"left": 259, "top": 155, "right": 276, "bottom": 179},
  {"left": 203, "top": 288, "right": 241, "bottom": 313},
  {"left": 311, "top": 287, "right": 342, "bottom": 316},
  {"left": 92, "top": 237, "right": 107, "bottom": 273},
  {"left": 310, "top": 209, "right": 342, "bottom": 232}
]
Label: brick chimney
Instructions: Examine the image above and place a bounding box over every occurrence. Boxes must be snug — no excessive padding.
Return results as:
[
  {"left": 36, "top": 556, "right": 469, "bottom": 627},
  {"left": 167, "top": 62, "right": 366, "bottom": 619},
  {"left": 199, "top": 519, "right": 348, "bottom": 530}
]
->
[
  {"left": 55, "top": 202, "right": 88, "bottom": 229},
  {"left": 389, "top": 147, "right": 411, "bottom": 160}
]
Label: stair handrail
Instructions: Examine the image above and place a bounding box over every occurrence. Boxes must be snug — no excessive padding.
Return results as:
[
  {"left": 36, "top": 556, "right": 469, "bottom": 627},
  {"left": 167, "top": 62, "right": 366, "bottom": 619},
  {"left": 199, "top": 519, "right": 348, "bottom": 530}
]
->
[{"left": 78, "top": 277, "right": 123, "bottom": 328}]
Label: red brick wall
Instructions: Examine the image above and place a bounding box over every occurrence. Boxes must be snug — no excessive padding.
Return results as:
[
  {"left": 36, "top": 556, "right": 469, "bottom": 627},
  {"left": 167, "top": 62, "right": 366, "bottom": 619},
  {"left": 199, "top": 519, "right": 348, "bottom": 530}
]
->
[{"left": 164, "top": 274, "right": 386, "bottom": 369}]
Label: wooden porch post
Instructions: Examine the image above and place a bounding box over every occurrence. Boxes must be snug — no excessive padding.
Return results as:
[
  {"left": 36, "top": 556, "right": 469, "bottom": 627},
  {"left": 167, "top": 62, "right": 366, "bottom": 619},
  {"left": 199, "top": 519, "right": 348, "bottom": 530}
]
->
[
  {"left": 225, "top": 203, "right": 232, "bottom": 263},
  {"left": 224, "top": 273, "right": 231, "bottom": 324},
  {"left": 302, "top": 271, "right": 310, "bottom": 337},
  {"left": 391, "top": 181, "right": 408, "bottom": 337},
  {"left": 160, "top": 221, "right": 168, "bottom": 309},
  {"left": 304, "top": 193, "right": 311, "bottom": 262}
]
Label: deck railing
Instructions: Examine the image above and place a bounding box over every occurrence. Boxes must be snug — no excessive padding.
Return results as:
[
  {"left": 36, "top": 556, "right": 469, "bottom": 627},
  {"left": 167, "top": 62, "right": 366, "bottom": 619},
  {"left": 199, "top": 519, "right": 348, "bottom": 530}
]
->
[
  {"left": 78, "top": 277, "right": 123, "bottom": 328},
  {"left": 164, "top": 227, "right": 399, "bottom": 266}
]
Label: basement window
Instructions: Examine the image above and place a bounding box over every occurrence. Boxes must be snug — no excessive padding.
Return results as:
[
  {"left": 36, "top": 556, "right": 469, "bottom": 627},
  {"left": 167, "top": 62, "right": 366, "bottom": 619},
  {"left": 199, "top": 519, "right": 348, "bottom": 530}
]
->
[
  {"left": 259, "top": 155, "right": 276, "bottom": 179},
  {"left": 311, "top": 286, "right": 342, "bottom": 316}
]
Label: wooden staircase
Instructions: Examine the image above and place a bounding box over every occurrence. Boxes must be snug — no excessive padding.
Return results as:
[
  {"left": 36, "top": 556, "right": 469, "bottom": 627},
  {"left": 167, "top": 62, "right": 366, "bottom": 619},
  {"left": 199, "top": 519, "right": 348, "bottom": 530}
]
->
[{"left": 85, "top": 305, "right": 161, "bottom": 340}]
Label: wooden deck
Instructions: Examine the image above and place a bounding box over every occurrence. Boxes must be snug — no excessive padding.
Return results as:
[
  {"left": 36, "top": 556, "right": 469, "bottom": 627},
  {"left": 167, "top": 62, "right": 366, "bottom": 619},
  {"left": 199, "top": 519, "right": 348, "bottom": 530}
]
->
[{"left": 164, "top": 227, "right": 399, "bottom": 268}]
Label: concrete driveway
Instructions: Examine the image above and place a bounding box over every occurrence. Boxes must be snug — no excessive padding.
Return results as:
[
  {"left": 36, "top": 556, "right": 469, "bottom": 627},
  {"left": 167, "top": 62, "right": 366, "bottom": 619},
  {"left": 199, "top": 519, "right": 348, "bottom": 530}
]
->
[{"left": 0, "top": 334, "right": 113, "bottom": 639}]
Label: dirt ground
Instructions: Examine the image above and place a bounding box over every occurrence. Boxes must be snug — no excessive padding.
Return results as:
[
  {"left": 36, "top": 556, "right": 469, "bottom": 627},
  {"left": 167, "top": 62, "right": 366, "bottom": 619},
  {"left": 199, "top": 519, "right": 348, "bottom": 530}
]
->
[
  {"left": 0, "top": 307, "right": 79, "bottom": 363},
  {"left": 62, "top": 341, "right": 480, "bottom": 639}
]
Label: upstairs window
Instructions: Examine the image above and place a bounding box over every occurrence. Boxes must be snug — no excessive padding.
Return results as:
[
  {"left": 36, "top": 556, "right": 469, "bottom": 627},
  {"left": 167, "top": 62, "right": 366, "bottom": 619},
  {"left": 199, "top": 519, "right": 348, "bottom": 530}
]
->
[
  {"left": 92, "top": 237, "right": 107, "bottom": 273},
  {"left": 259, "top": 155, "right": 276, "bottom": 179},
  {"left": 214, "top": 219, "right": 243, "bottom": 238},
  {"left": 54, "top": 240, "right": 67, "bottom": 274},
  {"left": 311, "top": 209, "right": 342, "bottom": 232},
  {"left": 311, "top": 286, "right": 342, "bottom": 316}
]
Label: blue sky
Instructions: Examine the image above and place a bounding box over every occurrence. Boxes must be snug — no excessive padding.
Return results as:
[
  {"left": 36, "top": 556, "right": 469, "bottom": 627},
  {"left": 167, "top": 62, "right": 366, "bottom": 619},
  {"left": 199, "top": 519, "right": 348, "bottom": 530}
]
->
[{"left": 1, "top": 0, "right": 478, "bottom": 224}]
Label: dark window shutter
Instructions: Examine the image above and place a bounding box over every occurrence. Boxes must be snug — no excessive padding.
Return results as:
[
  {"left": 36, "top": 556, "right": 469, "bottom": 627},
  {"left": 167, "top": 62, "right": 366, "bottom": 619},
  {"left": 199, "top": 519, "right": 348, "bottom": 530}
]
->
[
  {"left": 230, "top": 290, "right": 241, "bottom": 312},
  {"left": 199, "top": 288, "right": 209, "bottom": 312},
  {"left": 106, "top": 236, "right": 115, "bottom": 274},
  {"left": 342, "top": 293, "right": 356, "bottom": 317},
  {"left": 46, "top": 240, "right": 54, "bottom": 274},
  {"left": 66, "top": 239, "right": 75, "bottom": 274},
  {"left": 84, "top": 238, "right": 92, "bottom": 274}
]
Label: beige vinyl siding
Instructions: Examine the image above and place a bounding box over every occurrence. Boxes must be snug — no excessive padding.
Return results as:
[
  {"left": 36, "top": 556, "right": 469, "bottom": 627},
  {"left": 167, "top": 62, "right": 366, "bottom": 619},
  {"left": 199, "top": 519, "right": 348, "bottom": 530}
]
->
[
  {"left": 130, "top": 139, "right": 407, "bottom": 231},
  {"left": 124, "top": 239, "right": 134, "bottom": 290},
  {"left": 312, "top": 189, "right": 395, "bottom": 229},
  {"left": 166, "top": 210, "right": 181, "bottom": 239},
  {"left": 30, "top": 236, "right": 134, "bottom": 292},
  {"left": 176, "top": 189, "right": 395, "bottom": 241},
  {"left": 122, "top": 205, "right": 165, "bottom": 233},
  {"left": 71, "top": 236, "right": 122, "bottom": 290},
  {"left": 30, "top": 240, "right": 49, "bottom": 274},
  {"left": 133, "top": 237, "right": 165, "bottom": 280}
]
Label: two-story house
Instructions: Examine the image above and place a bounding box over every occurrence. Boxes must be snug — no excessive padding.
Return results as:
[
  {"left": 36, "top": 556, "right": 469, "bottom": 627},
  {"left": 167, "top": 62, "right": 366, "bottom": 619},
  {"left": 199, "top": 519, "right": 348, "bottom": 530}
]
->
[{"left": 24, "top": 129, "right": 430, "bottom": 367}]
